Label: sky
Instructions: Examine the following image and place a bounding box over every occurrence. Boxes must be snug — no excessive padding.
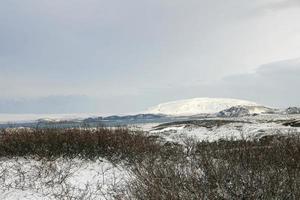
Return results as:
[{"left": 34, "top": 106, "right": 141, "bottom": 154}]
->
[{"left": 0, "top": 0, "right": 300, "bottom": 114}]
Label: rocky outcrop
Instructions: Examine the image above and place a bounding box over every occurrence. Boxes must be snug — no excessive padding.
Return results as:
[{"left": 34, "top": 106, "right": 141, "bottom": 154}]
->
[
  {"left": 217, "top": 106, "right": 250, "bottom": 117},
  {"left": 285, "top": 107, "right": 300, "bottom": 114}
]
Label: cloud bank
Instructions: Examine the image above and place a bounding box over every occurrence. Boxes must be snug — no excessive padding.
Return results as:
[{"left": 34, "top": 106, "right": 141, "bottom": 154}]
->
[
  {"left": 1, "top": 58, "right": 299, "bottom": 114},
  {"left": 0, "top": 0, "right": 300, "bottom": 113}
]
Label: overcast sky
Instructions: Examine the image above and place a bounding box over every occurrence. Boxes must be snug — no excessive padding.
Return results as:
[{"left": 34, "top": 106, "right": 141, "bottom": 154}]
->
[{"left": 0, "top": 0, "right": 300, "bottom": 114}]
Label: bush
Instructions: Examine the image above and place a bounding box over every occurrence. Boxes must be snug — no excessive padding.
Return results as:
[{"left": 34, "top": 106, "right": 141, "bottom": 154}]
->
[
  {"left": 1, "top": 127, "right": 299, "bottom": 199},
  {"left": 0, "top": 127, "right": 161, "bottom": 163},
  {"left": 125, "top": 135, "right": 300, "bottom": 199}
]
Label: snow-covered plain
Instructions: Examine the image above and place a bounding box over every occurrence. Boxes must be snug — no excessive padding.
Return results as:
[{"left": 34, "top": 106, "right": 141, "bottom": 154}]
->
[{"left": 142, "top": 114, "right": 300, "bottom": 144}]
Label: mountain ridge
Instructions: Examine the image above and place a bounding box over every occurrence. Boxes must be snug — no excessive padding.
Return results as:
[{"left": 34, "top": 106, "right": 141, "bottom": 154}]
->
[{"left": 146, "top": 97, "right": 269, "bottom": 116}]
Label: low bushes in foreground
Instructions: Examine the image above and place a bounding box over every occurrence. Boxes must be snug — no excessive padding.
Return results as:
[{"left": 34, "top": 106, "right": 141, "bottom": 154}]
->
[
  {"left": 125, "top": 135, "right": 300, "bottom": 200},
  {"left": 0, "top": 128, "right": 299, "bottom": 199},
  {"left": 0, "top": 127, "right": 160, "bottom": 162}
]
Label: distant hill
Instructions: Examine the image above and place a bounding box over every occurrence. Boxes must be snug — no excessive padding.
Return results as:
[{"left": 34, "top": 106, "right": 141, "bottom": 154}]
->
[
  {"left": 83, "top": 114, "right": 166, "bottom": 123},
  {"left": 145, "top": 97, "right": 267, "bottom": 116}
]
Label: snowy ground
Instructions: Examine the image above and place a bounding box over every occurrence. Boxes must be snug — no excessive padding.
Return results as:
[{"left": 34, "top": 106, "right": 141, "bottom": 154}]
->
[
  {"left": 0, "top": 158, "right": 129, "bottom": 200},
  {"left": 141, "top": 114, "right": 300, "bottom": 143},
  {"left": 1, "top": 113, "right": 300, "bottom": 199}
]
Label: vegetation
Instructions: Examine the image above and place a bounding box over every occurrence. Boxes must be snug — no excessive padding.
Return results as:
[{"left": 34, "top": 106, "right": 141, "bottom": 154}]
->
[
  {"left": 0, "top": 128, "right": 299, "bottom": 199},
  {"left": 126, "top": 135, "right": 300, "bottom": 199},
  {"left": 0, "top": 127, "right": 160, "bottom": 163}
]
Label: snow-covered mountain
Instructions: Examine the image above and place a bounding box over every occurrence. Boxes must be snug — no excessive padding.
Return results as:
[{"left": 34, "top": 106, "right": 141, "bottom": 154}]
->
[{"left": 146, "top": 98, "right": 269, "bottom": 116}]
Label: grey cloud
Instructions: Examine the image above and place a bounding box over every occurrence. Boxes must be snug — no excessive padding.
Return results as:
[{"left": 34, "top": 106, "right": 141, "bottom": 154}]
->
[
  {"left": 0, "top": 94, "right": 148, "bottom": 115},
  {"left": 154, "top": 58, "right": 300, "bottom": 108},
  {"left": 0, "top": 95, "right": 97, "bottom": 114},
  {"left": 270, "top": 0, "right": 300, "bottom": 8},
  {"left": 219, "top": 59, "right": 300, "bottom": 107},
  {"left": 1, "top": 58, "right": 300, "bottom": 114},
  {"left": 1, "top": 1, "right": 300, "bottom": 114},
  {"left": 260, "top": 0, "right": 300, "bottom": 11}
]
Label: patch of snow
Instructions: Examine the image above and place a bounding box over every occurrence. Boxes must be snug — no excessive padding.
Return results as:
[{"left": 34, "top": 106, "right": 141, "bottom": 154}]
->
[
  {"left": 245, "top": 106, "right": 274, "bottom": 114},
  {"left": 149, "top": 115, "right": 300, "bottom": 143},
  {"left": 0, "top": 158, "right": 129, "bottom": 200}
]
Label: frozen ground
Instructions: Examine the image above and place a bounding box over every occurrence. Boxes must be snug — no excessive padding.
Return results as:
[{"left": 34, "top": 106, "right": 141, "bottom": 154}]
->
[
  {"left": 141, "top": 114, "right": 300, "bottom": 143},
  {"left": 1, "top": 113, "right": 300, "bottom": 199},
  {"left": 0, "top": 158, "right": 129, "bottom": 200}
]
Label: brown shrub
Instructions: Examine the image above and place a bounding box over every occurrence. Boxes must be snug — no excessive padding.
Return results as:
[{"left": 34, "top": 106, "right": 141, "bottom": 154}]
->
[
  {"left": 1, "top": 127, "right": 299, "bottom": 199},
  {"left": 0, "top": 127, "right": 161, "bottom": 162},
  {"left": 125, "top": 135, "right": 300, "bottom": 200}
]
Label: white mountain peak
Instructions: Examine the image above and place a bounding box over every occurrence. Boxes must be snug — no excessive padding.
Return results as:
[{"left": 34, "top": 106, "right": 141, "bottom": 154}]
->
[{"left": 146, "top": 97, "right": 262, "bottom": 116}]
